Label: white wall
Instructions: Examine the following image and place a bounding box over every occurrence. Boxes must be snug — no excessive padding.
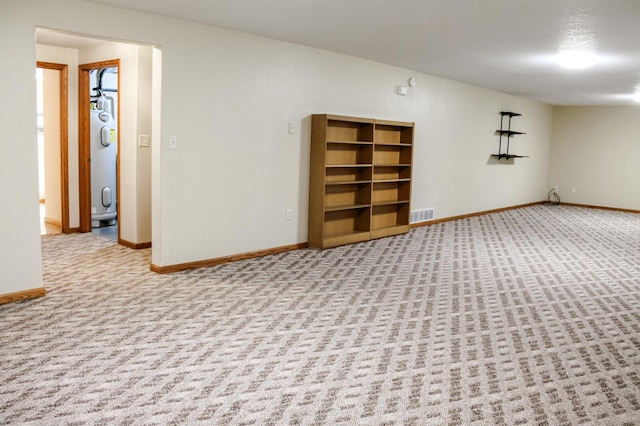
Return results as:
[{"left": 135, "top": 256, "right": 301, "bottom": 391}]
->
[
  {"left": 549, "top": 106, "right": 640, "bottom": 209},
  {"left": 154, "top": 20, "right": 552, "bottom": 266},
  {"left": 0, "top": 0, "right": 44, "bottom": 294},
  {"left": 0, "top": 0, "right": 552, "bottom": 296},
  {"left": 135, "top": 46, "right": 153, "bottom": 244}
]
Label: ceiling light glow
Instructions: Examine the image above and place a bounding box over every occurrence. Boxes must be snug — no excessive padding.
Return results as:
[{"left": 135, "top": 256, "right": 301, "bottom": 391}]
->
[
  {"left": 556, "top": 51, "right": 598, "bottom": 69},
  {"left": 633, "top": 92, "right": 640, "bottom": 103}
]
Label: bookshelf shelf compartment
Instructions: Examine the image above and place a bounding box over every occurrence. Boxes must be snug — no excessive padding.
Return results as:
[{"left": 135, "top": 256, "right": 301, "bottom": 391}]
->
[
  {"left": 326, "top": 118, "right": 374, "bottom": 143},
  {"left": 309, "top": 114, "right": 414, "bottom": 249},
  {"left": 375, "top": 123, "right": 413, "bottom": 144},
  {"left": 373, "top": 165, "right": 412, "bottom": 181},
  {"left": 325, "top": 183, "right": 372, "bottom": 211},
  {"left": 372, "top": 181, "right": 410, "bottom": 205},
  {"left": 371, "top": 204, "right": 410, "bottom": 239},
  {"left": 373, "top": 147, "right": 412, "bottom": 166},
  {"left": 323, "top": 208, "right": 371, "bottom": 244},
  {"left": 326, "top": 143, "right": 373, "bottom": 166}
]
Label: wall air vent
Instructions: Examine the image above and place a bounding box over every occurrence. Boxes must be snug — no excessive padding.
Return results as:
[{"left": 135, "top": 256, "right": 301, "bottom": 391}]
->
[{"left": 410, "top": 208, "right": 434, "bottom": 224}]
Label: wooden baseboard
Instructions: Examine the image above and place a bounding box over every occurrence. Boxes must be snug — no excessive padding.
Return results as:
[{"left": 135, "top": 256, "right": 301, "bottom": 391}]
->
[
  {"left": 410, "top": 201, "right": 545, "bottom": 228},
  {"left": 560, "top": 202, "right": 640, "bottom": 214},
  {"left": 151, "top": 242, "right": 308, "bottom": 274},
  {"left": 68, "top": 227, "right": 81, "bottom": 233},
  {"left": 119, "top": 239, "right": 152, "bottom": 250},
  {"left": 409, "top": 201, "right": 639, "bottom": 230},
  {"left": 149, "top": 200, "right": 637, "bottom": 274},
  {"left": 44, "top": 217, "right": 62, "bottom": 227},
  {"left": 0, "top": 287, "right": 46, "bottom": 305}
]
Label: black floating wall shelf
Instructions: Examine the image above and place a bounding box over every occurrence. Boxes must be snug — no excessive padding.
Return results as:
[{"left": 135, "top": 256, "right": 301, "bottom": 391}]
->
[{"left": 492, "top": 111, "right": 528, "bottom": 160}]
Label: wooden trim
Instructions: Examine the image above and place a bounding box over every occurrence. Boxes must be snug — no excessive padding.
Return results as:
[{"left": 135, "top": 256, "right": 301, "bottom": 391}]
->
[
  {"left": 375, "top": 118, "right": 415, "bottom": 127},
  {"left": 59, "top": 65, "right": 69, "bottom": 233},
  {"left": 44, "top": 217, "right": 62, "bottom": 228},
  {"left": 78, "top": 64, "right": 90, "bottom": 232},
  {"left": 325, "top": 114, "right": 376, "bottom": 123},
  {"left": 410, "top": 201, "right": 545, "bottom": 228},
  {"left": 78, "top": 59, "right": 120, "bottom": 234},
  {"left": 37, "top": 61, "right": 70, "bottom": 233},
  {"left": 559, "top": 202, "right": 640, "bottom": 214},
  {"left": 148, "top": 201, "right": 639, "bottom": 274},
  {"left": 151, "top": 242, "right": 308, "bottom": 274},
  {"left": 119, "top": 239, "right": 152, "bottom": 250},
  {"left": 408, "top": 201, "right": 640, "bottom": 229},
  {"left": 0, "top": 288, "right": 46, "bottom": 305}
]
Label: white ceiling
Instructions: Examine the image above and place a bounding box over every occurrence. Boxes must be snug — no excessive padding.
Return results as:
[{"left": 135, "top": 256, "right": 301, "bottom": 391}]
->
[{"left": 47, "top": 0, "right": 640, "bottom": 106}]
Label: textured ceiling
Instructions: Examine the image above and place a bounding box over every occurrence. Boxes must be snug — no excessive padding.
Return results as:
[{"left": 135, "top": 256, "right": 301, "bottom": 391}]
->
[{"left": 44, "top": 0, "right": 640, "bottom": 105}]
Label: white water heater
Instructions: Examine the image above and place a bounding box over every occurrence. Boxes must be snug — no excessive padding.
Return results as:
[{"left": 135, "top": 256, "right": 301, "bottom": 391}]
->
[{"left": 90, "top": 95, "right": 117, "bottom": 227}]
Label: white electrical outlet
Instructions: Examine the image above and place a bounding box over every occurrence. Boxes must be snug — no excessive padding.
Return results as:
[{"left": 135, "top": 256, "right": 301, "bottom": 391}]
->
[
  {"left": 288, "top": 122, "right": 295, "bottom": 135},
  {"left": 169, "top": 135, "right": 177, "bottom": 150},
  {"left": 571, "top": 187, "right": 577, "bottom": 194},
  {"left": 286, "top": 209, "right": 293, "bottom": 221}
]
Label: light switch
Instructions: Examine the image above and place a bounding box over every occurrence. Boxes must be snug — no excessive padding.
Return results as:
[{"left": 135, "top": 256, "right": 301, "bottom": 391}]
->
[
  {"left": 138, "top": 135, "right": 150, "bottom": 147},
  {"left": 169, "top": 136, "right": 177, "bottom": 150}
]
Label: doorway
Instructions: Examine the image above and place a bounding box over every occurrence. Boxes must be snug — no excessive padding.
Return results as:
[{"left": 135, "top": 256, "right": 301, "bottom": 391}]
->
[
  {"left": 36, "top": 61, "right": 70, "bottom": 235},
  {"left": 35, "top": 29, "right": 157, "bottom": 253},
  {"left": 79, "top": 60, "right": 120, "bottom": 241}
]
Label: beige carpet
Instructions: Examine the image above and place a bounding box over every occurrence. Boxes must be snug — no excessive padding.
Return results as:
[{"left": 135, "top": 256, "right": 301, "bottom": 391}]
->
[{"left": 1, "top": 205, "right": 640, "bottom": 425}]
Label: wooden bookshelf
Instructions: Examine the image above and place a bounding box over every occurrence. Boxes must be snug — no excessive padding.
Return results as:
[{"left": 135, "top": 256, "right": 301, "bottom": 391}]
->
[{"left": 309, "top": 114, "right": 414, "bottom": 249}]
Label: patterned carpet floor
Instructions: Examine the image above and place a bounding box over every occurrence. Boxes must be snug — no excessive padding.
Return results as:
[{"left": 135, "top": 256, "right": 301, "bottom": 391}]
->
[{"left": 1, "top": 204, "right": 640, "bottom": 425}]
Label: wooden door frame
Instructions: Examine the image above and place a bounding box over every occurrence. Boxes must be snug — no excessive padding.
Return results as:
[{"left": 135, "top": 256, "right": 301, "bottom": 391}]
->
[
  {"left": 78, "top": 59, "right": 120, "bottom": 235},
  {"left": 37, "top": 61, "right": 70, "bottom": 233}
]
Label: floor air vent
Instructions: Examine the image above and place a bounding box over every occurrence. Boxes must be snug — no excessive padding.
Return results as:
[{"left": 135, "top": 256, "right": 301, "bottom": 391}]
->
[{"left": 410, "top": 208, "right": 435, "bottom": 224}]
